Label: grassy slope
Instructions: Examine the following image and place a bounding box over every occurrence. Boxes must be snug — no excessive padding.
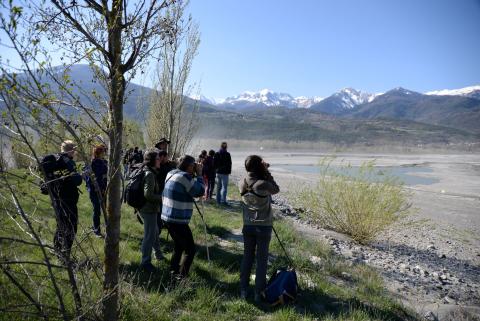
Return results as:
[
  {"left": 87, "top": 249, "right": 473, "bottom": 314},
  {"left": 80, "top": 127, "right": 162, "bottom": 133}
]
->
[{"left": 0, "top": 172, "right": 417, "bottom": 321}]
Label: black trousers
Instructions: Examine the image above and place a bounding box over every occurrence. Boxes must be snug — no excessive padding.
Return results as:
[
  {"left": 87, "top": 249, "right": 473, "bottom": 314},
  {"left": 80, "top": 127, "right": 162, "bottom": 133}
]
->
[
  {"left": 164, "top": 222, "right": 196, "bottom": 277},
  {"left": 53, "top": 198, "right": 78, "bottom": 258}
]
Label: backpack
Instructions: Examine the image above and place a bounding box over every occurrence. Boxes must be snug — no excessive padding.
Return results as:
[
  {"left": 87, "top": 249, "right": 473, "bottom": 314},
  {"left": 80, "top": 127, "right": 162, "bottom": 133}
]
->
[
  {"left": 39, "top": 154, "right": 69, "bottom": 195},
  {"left": 124, "top": 165, "right": 146, "bottom": 210},
  {"left": 241, "top": 179, "right": 271, "bottom": 223},
  {"left": 263, "top": 268, "right": 298, "bottom": 306}
]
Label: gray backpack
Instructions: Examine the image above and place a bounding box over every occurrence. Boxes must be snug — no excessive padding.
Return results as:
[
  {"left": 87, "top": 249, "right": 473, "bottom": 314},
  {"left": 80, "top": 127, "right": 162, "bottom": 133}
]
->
[{"left": 241, "top": 180, "right": 272, "bottom": 223}]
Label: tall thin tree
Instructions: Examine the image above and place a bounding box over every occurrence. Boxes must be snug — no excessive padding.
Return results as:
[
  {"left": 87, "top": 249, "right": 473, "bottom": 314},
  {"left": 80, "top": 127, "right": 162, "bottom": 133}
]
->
[
  {"left": 0, "top": 1, "right": 175, "bottom": 319},
  {"left": 145, "top": 0, "right": 200, "bottom": 158}
]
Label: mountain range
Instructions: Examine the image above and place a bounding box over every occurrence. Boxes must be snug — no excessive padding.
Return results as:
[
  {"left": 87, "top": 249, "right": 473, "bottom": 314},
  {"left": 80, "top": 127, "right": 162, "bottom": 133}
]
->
[
  {"left": 3, "top": 64, "right": 479, "bottom": 147},
  {"left": 194, "top": 85, "right": 480, "bottom": 111},
  {"left": 193, "top": 85, "right": 480, "bottom": 135}
]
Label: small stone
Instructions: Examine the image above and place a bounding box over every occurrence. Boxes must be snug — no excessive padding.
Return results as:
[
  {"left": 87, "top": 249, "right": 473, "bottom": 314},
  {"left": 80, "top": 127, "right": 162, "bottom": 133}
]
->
[
  {"left": 440, "top": 274, "right": 448, "bottom": 280},
  {"left": 432, "top": 272, "right": 439, "bottom": 279},
  {"left": 443, "top": 296, "right": 455, "bottom": 304},
  {"left": 341, "top": 272, "right": 352, "bottom": 280},
  {"left": 424, "top": 311, "right": 438, "bottom": 321},
  {"left": 440, "top": 254, "right": 446, "bottom": 259},
  {"left": 427, "top": 244, "right": 436, "bottom": 250}
]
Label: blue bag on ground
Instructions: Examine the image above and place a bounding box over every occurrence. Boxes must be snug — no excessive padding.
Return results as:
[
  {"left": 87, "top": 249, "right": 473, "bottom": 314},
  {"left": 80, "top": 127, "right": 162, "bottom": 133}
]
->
[{"left": 263, "top": 268, "right": 298, "bottom": 305}]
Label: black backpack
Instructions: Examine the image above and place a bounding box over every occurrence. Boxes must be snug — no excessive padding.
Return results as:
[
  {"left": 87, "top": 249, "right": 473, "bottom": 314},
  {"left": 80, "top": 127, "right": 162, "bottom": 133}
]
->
[
  {"left": 124, "top": 165, "right": 147, "bottom": 210},
  {"left": 39, "top": 154, "right": 69, "bottom": 195}
]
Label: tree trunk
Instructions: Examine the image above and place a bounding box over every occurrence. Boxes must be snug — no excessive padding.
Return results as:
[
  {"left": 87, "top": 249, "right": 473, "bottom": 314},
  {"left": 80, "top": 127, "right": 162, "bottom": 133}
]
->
[{"left": 103, "top": 2, "right": 124, "bottom": 320}]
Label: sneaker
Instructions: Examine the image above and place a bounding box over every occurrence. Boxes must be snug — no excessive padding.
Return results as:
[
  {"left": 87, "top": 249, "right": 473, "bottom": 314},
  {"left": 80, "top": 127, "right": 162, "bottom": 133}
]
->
[
  {"left": 141, "top": 263, "right": 156, "bottom": 273},
  {"left": 92, "top": 227, "right": 103, "bottom": 238}
]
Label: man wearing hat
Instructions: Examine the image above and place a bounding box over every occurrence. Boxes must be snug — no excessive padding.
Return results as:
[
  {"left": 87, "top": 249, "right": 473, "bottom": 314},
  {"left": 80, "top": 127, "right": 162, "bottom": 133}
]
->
[
  {"left": 51, "top": 140, "right": 83, "bottom": 262},
  {"left": 154, "top": 137, "right": 171, "bottom": 153}
]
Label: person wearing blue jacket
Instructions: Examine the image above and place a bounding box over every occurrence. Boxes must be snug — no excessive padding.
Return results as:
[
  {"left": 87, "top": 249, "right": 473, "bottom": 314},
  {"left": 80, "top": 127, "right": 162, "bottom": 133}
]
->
[
  {"left": 161, "top": 155, "right": 205, "bottom": 278},
  {"left": 85, "top": 145, "right": 108, "bottom": 237}
]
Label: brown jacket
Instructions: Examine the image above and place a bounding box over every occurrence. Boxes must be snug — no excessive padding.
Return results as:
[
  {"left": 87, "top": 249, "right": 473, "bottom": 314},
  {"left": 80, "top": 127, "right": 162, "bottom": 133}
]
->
[{"left": 239, "top": 172, "right": 280, "bottom": 226}]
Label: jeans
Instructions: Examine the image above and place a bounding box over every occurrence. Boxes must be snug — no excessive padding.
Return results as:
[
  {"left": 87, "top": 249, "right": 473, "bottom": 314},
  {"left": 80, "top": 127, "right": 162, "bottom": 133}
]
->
[
  {"left": 140, "top": 212, "right": 162, "bottom": 265},
  {"left": 164, "top": 222, "right": 196, "bottom": 277},
  {"left": 216, "top": 174, "right": 229, "bottom": 204},
  {"left": 157, "top": 212, "right": 163, "bottom": 237},
  {"left": 53, "top": 198, "right": 78, "bottom": 258},
  {"left": 89, "top": 190, "right": 102, "bottom": 232},
  {"left": 240, "top": 225, "right": 272, "bottom": 295}
]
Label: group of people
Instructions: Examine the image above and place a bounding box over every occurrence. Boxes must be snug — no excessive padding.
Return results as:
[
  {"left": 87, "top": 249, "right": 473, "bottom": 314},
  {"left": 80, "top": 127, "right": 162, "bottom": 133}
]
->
[
  {"left": 196, "top": 141, "right": 232, "bottom": 204},
  {"left": 45, "top": 138, "right": 279, "bottom": 302}
]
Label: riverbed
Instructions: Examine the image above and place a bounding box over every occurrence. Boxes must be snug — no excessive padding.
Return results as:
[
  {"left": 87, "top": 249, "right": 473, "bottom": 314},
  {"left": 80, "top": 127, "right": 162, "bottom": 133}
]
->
[{"left": 230, "top": 151, "right": 480, "bottom": 263}]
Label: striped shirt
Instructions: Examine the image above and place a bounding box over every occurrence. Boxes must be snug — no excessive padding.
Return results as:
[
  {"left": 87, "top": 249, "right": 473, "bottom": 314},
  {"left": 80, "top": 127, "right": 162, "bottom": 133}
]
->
[{"left": 161, "top": 169, "right": 205, "bottom": 224}]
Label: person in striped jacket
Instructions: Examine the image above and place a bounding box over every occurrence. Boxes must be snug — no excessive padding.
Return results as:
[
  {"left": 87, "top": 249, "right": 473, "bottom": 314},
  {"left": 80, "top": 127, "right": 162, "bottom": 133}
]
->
[{"left": 161, "top": 155, "right": 205, "bottom": 278}]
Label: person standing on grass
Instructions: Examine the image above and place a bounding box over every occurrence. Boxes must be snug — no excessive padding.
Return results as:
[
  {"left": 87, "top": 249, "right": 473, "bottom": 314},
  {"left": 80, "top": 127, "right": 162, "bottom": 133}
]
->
[
  {"left": 161, "top": 155, "right": 205, "bottom": 278},
  {"left": 155, "top": 149, "right": 175, "bottom": 245},
  {"left": 214, "top": 141, "right": 232, "bottom": 205},
  {"left": 239, "top": 155, "right": 280, "bottom": 302},
  {"left": 203, "top": 150, "right": 216, "bottom": 200},
  {"left": 51, "top": 140, "right": 83, "bottom": 262},
  {"left": 85, "top": 144, "right": 108, "bottom": 237},
  {"left": 139, "top": 149, "right": 165, "bottom": 272}
]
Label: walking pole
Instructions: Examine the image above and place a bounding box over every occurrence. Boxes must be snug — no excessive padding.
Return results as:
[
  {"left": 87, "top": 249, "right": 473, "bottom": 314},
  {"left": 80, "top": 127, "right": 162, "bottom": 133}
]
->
[
  {"left": 193, "top": 198, "right": 210, "bottom": 263},
  {"left": 200, "top": 197, "right": 210, "bottom": 263},
  {"left": 272, "top": 225, "right": 294, "bottom": 269}
]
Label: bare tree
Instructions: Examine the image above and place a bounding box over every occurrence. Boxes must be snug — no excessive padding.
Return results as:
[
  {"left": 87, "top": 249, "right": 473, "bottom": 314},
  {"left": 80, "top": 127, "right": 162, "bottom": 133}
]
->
[
  {"left": 0, "top": 1, "right": 174, "bottom": 320},
  {"left": 145, "top": 0, "right": 200, "bottom": 158}
]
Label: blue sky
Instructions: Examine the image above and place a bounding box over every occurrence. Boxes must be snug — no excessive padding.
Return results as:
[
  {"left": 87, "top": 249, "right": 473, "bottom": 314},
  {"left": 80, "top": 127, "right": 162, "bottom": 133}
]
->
[
  {"left": 1, "top": 0, "right": 479, "bottom": 99},
  {"left": 187, "top": 0, "right": 480, "bottom": 98}
]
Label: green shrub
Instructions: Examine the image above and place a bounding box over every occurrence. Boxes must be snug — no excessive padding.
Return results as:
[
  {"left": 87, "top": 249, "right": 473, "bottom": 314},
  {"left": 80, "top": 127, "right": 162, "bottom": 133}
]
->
[{"left": 296, "top": 159, "right": 411, "bottom": 244}]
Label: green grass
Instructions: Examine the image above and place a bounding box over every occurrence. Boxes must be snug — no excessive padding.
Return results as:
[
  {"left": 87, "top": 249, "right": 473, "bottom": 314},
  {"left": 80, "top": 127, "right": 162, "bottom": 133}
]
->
[{"left": 0, "top": 170, "right": 418, "bottom": 320}]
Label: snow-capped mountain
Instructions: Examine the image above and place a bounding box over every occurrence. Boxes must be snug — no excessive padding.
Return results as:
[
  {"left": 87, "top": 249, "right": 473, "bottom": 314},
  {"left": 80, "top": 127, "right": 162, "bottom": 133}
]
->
[
  {"left": 189, "top": 95, "right": 219, "bottom": 105},
  {"left": 192, "top": 84, "right": 480, "bottom": 111},
  {"left": 309, "top": 88, "right": 380, "bottom": 114},
  {"left": 193, "top": 89, "right": 323, "bottom": 109},
  {"left": 222, "top": 89, "right": 296, "bottom": 107},
  {"left": 426, "top": 85, "right": 480, "bottom": 100},
  {"left": 330, "top": 88, "right": 379, "bottom": 108},
  {"left": 293, "top": 96, "right": 325, "bottom": 108}
]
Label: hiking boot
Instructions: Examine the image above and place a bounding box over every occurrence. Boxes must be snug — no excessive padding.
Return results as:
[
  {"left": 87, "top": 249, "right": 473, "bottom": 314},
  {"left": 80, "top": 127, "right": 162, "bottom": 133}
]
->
[{"left": 141, "top": 263, "right": 156, "bottom": 273}]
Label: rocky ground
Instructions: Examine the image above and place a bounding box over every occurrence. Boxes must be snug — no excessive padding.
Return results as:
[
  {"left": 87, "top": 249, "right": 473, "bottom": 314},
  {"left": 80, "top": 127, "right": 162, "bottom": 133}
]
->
[
  {"left": 271, "top": 195, "right": 480, "bottom": 320},
  {"left": 229, "top": 151, "right": 480, "bottom": 319}
]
